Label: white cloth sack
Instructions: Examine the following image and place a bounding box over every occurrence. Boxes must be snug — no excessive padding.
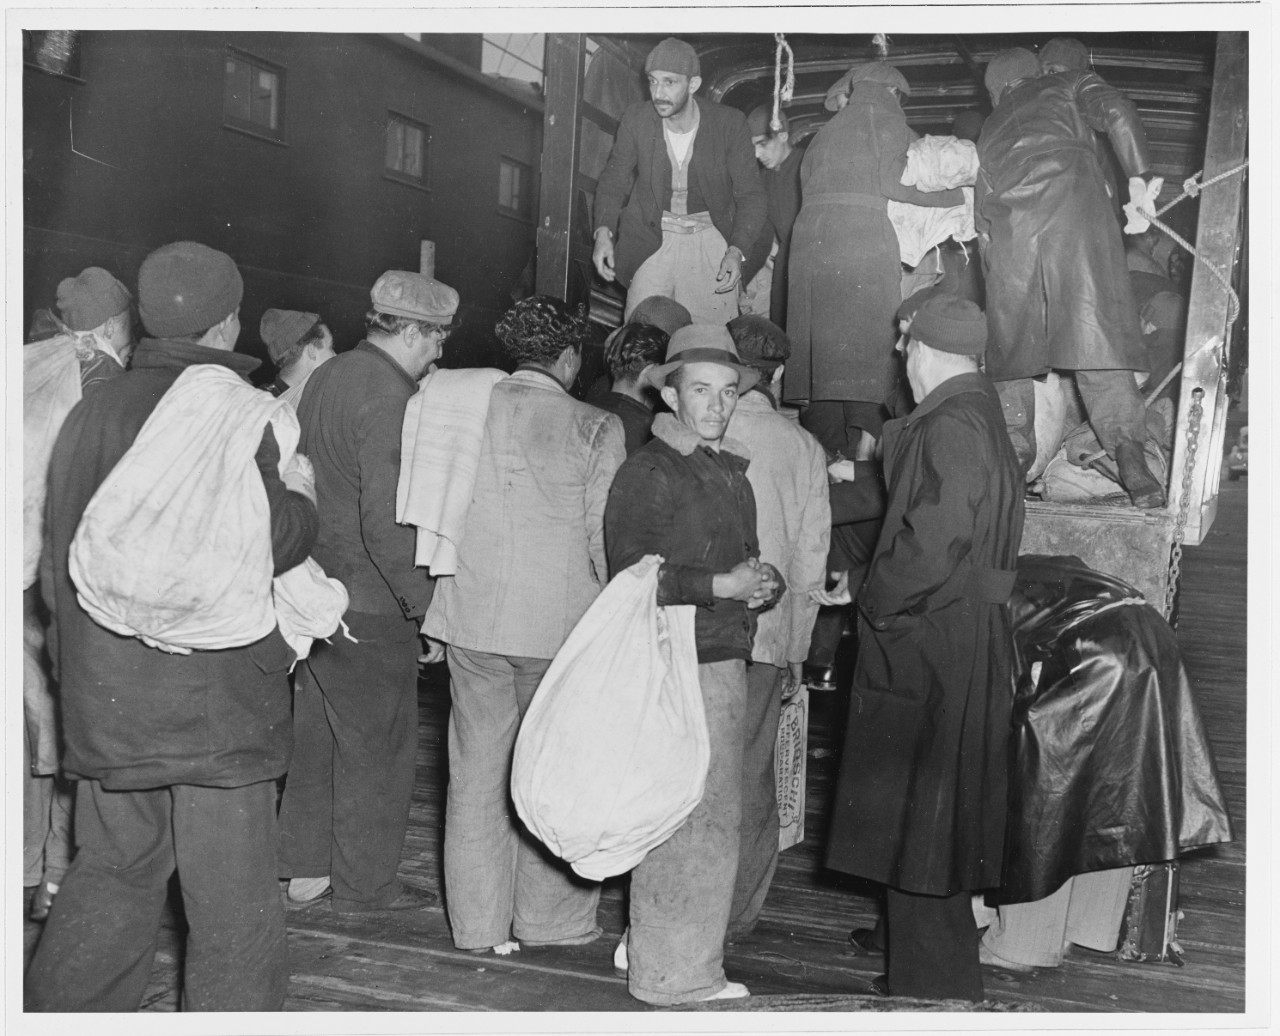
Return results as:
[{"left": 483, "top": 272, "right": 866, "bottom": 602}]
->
[
  {"left": 69, "top": 365, "right": 344, "bottom": 654},
  {"left": 890, "top": 134, "right": 978, "bottom": 267},
  {"left": 511, "top": 555, "right": 707, "bottom": 881},
  {"left": 23, "top": 335, "right": 83, "bottom": 590},
  {"left": 1028, "top": 372, "right": 1071, "bottom": 481},
  {"left": 396, "top": 367, "right": 507, "bottom": 575}
]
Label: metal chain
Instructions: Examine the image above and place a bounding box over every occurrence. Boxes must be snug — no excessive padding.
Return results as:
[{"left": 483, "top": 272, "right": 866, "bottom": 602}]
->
[{"left": 1164, "top": 388, "right": 1204, "bottom": 623}]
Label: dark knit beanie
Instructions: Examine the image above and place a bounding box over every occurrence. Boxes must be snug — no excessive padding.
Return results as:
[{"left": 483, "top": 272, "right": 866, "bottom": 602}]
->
[
  {"left": 55, "top": 267, "right": 132, "bottom": 332},
  {"left": 907, "top": 294, "right": 987, "bottom": 355},
  {"left": 985, "top": 48, "right": 1041, "bottom": 105},
  {"left": 645, "top": 38, "right": 700, "bottom": 78},
  {"left": 1040, "top": 37, "right": 1090, "bottom": 71},
  {"left": 260, "top": 308, "right": 320, "bottom": 364},
  {"left": 138, "top": 241, "right": 244, "bottom": 338}
]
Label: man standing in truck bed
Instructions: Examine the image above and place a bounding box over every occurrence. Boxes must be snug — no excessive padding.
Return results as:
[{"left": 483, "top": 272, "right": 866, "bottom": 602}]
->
[{"left": 592, "top": 37, "right": 767, "bottom": 326}]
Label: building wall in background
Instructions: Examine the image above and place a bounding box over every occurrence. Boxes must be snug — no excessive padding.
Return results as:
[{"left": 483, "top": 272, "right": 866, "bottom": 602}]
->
[{"left": 24, "top": 31, "right": 543, "bottom": 373}]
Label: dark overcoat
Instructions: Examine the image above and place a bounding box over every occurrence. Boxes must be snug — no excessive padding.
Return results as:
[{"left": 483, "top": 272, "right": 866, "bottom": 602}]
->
[
  {"left": 784, "top": 82, "right": 964, "bottom": 407},
  {"left": 976, "top": 70, "right": 1151, "bottom": 380},
  {"left": 825, "top": 372, "right": 1025, "bottom": 895}
]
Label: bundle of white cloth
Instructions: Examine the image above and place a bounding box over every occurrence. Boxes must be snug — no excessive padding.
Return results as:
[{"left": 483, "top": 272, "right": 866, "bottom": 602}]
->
[
  {"left": 69, "top": 364, "right": 347, "bottom": 659},
  {"left": 396, "top": 366, "right": 507, "bottom": 576},
  {"left": 889, "top": 134, "right": 979, "bottom": 267}
]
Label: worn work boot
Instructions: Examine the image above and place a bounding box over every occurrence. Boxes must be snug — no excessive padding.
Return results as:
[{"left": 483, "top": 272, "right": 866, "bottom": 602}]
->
[{"left": 1115, "top": 439, "right": 1167, "bottom": 509}]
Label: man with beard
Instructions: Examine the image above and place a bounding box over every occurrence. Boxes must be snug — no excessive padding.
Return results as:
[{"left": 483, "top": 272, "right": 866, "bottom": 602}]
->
[{"left": 592, "top": 37, "right": 766, "bottom": 325}]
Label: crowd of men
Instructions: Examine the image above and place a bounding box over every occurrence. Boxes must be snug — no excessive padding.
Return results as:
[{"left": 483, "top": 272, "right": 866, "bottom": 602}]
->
[{"left": 24, "top": 34, "right": 1187, "bottom": 1012}]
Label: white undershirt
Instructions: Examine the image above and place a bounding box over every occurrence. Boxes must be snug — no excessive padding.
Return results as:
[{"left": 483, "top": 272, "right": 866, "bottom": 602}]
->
[{"left": 665, "top": 123, "right": 695, "bottom": 167}]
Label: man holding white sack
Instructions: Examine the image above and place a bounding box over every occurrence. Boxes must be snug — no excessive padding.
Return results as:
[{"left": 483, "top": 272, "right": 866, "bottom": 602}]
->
[
  {"left": 605, "top": 324, "right": 783, "bottom": 1005},
  {"left": 276, "top": 269, "right": 455, "bottom": 914},
  {"left": 27, "top": 241, "right": 319, "bottom": 1011},
  {"left": 423, "top": 296, "right": 625, "bottom": 954}
]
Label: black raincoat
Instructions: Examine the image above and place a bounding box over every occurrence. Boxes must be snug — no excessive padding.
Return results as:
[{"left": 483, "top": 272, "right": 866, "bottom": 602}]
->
[
  {"left": 997, "top": 556, "right": 1233, "bottom": 903},
  {"left": 826, "top": 372, "right": 1025, "bottom": 895},
  {"left": 976, "top": 70, "right": 1152, "bottom": 381}
]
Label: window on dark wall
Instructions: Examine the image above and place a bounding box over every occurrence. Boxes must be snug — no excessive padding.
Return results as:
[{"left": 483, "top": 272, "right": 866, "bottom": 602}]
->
[
  {"left": 386, "top": 114, "right": 429, "bottom": 187},
  {"left": 498, "top": 157, "right": 533, "bottom": 220},
  {"left": 224, "top": 49, "right": 285, "bottom": 142}
]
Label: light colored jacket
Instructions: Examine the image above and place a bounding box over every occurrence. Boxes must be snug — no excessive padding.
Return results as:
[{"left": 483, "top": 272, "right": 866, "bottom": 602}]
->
[
  {"left": 726, "top": 391, "right": 831, "bottom": 667},
  {"left": 423, "top": 369, "right": 626, "bottom": 659}
]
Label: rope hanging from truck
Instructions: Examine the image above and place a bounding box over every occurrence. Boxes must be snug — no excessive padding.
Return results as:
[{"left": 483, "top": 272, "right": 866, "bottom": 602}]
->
[
  {"left": 1136, "top": 160, "right": 1250, "bottom": 325},
  {"left": 771, "top": 33, "right": 795, "bottom": 133}
]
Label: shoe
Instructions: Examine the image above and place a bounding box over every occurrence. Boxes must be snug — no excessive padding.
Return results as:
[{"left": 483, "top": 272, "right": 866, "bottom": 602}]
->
[
  {"left": 29, "top": 882, "right": 57, "bottom": 922},
  {"left": 978, "top": 941, "right": 1035, "bottom": 973},
  {"left": 847, "top": 925, "right": 885, "bottom": 955},
  {"left": 336, "top": 882, "right": 439, "bottom": 914},
  {"left": 803, "top": 664, "right": 837, "bottom": 692},
  {"left": 613, "top": 939, "right": 628, "bottom": 977},
  {"left": 684, "top": 981, "right": 749, "bottom": 1003},
  {"left": 286, "top": 876, "right": 331, "bottom": 907},
  {"left": 866, "top": 974, "right": 889, "bottom": 997},
  {"left": 1115, "top": 439, "right": 1167, "bottom": 509}
]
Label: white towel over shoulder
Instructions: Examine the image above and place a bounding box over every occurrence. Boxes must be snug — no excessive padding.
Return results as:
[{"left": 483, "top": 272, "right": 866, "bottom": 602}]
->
[
  {"left": 397, "top": 366, "right": 507, "bottom": 575},
  {"left": 69, "top": 365, "right": 346, "bottom": 656}
]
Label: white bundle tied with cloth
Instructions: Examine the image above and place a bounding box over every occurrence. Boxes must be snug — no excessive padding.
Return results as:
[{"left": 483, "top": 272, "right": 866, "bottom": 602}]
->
[
  {"left": 511, "top": 555, "right": 707, "bottom": 881},
  {"left": 396, "top": 366, "right": 506, "bottom": 575},
  {"left": 69, "top": 364, "right": 346, "bottom": 655},
  {"left": 889, "top": 134, "right": 979, "bottom": 267},
  {"left": 23, "top": 334, "right": 83, "bottom": 590}
]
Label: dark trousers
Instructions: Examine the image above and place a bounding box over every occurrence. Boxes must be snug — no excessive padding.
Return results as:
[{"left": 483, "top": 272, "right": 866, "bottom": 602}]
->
[
  {"left": 728, "top": 661, "right": 785, "bottom": 939},
  {"left": 25, "top": 779, "right": 286, "bottom": 1012},
  {"left": 277, "top": 610, "right": 421, "bottom": 912},
  {"left": 996, "top": 370, "right": 1147, "bottom": 469},
  {"left": 886, "top": 886, "right": 983, "bottom": 1002}
]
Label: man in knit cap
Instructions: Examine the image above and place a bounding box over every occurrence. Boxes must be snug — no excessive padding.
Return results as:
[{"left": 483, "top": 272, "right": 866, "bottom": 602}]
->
[
  {"left": 23, "top": 264, "right": 136, "bottom": 926},
  {"left": 26, "top": 241, "right": 320, "bottom": 1011},
  {"left": 276, "top": 269, "right": 458, "bottom": 915},
  {"left": 260, "top": 307, "right": 336, "bottom": 400},
  {"left": 52, "top": 265, "right": 136, "bottom": 383},
  {"left": 592, "top": 37, "right": 766, "bottom": 325},
  {"left": 815, "top": 294, "right": 1024, "bottom": 1001},
  {"left": 606, "top": 324, "right": 784, "bottom": 1004},
  {"left": 977, "top": 47, "right": 1165, "bottom": 508}
]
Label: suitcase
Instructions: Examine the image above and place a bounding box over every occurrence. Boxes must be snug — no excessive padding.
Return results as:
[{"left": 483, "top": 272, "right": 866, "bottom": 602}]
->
[{"left": 1116, "top": 862, "right": 1185, "bottom": 965}]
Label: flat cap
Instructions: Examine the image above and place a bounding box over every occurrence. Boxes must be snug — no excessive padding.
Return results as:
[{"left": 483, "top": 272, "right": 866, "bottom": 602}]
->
[
  {"left": 370, "top": 270, "right": 459, "bottom": 325},
  {"left": 55, "top": 266, "right": 132, "bottom": 332},
  {"left": 260, "top": 308, "right": 320, "bottom": 364},
  {"left": 645, "top": 38, "right": 700, "bottom": 78},
  {"left": 629, "top": 295, "right": 693, "bottom": 336},
  {"left": 906, "top": 293, "right": 988, "bottom": 355}
]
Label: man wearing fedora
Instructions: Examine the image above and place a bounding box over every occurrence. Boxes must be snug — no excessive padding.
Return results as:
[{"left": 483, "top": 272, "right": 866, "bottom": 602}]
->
[
  {"left": 605, "top": 324, "right": 783, "bottom": 1005},
  {"left": 815, "top": 294, "right": 1025, "bottom": 1001},
  {"left": 592, "top": 37, "right": 767, "bottom": 326},
  {"left": 276, "top": 270, "right": 458, "bottom": 915}
]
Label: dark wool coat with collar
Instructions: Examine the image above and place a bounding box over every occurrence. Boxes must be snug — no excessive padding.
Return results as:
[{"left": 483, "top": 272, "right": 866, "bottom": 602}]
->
[
  {"left": 42, "top": 338, "right": 319, "bottom": 790},
  {"left": 825, "top": 372, "right": 1025, "bottom": 895},
  {"left": 593, "top": 96, "right": 768, "bottom": 289},
  {"left": 604, "top": 412, "right": 759, "bottom": 664}
]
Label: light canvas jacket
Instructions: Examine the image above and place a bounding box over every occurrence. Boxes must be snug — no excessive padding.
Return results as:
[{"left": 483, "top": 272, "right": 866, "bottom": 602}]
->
[
  {"left": 423, "top": 368, "right": 626, "bottom": 659},
  {"left": 725, "top": 391, "right": 831, "bottom": 667}
]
